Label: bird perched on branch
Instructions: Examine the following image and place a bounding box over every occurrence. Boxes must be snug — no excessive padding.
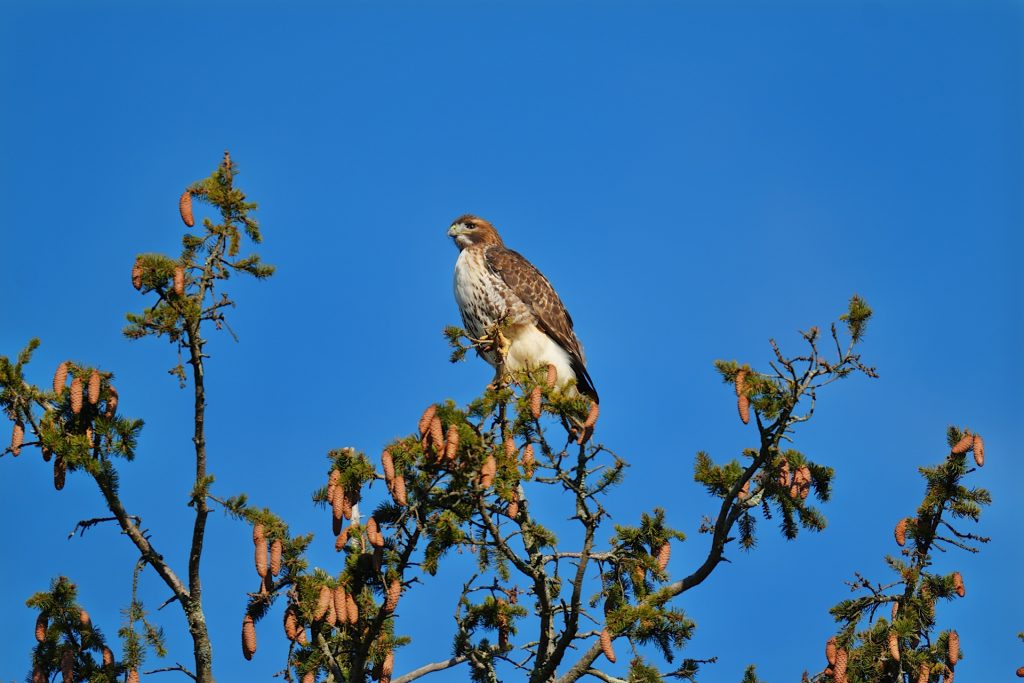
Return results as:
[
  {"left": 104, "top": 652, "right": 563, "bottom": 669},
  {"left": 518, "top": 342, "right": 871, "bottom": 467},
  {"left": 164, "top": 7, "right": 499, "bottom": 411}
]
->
[{"left": 447, "top": 214, "right": 598, "bottom": 403}]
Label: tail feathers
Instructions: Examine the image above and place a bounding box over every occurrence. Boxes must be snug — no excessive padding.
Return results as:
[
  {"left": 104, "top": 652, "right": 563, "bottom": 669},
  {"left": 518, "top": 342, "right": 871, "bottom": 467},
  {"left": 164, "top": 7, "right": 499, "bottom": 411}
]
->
[{"left": 570, "top": 356, "right": 599, "bottom": 404}]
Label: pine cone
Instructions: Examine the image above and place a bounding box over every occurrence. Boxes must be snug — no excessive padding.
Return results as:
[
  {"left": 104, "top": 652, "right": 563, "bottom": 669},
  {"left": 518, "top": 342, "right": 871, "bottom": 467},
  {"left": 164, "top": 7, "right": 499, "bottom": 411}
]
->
[
  {"left": 270, "top": 539, "right": 282, "bottom": 576},
  {"left": 242, "top": 614, "right": 256, "bottom": 660},
  {"left": 530, "top": 386, "right": 542, "bottom": 419},
  {"left": 335, "top": 527, "right": 349, "bottom": 552},
  {"left": 384, "top": 578, "right": 401, "bottom": 612},
  {"left": 895, "top": 518, "right": 908, "bottom": 547},
  {"left": 54, "top": 455, "right": 66, "bottom": 490},
  {"left": 128, "top": 670, "right": 140, "bottom": 683},
  {"left": 104, "top": 385, "right": 118, "bottom": 418},
  {"left": 834, "top": 648, "right": 848, "bottom": 678},
  {"left": 657, "top": 542, "right": 671, "bottom": 571},
  {"left": 418, "top": 404, "right": 437, "bottom": 436},
  {"left": 507, "top": 489, "right": 520, "bottom": 519},
  {"left": 778, "top": 458, "right": 790, "bottom": 487},
  {"left": 888, "top": 632, "right": 900, "bottom": 661},
  {"left": 735, "top": 369, "right": 747, "bottom": 397},
  {"left": 79, "top": 609, "right": 91, "bottom": 628},
  {"left": 951, "top": 431, "right": 973, "bottom": 455},
  {"left": 329, "top": 468, "right": 341, "bottom": 488},
  {"left": 333, "top": 587, "right": 348, "bottom": 625},
  {"left": 32, "top": 668, "right": 44, "bottom": 683},
  {"left": 41, "top": 446, "right": 52, "bottom": 462},
  {"left": 315, "top": 586, "right": 332, "bottom": 620},
  {"left": 295, "top": 626, "right": 308, "bottom": 646},
  {"left": 254, "top": 530, "right": 268, "bottom": 578},
  {"left": 891, "top": 601, "right": 899, "bottom": 620},
  {"left": 738, "top": 394, "right": 750, "bottom": 424},
  {"left": 826, "top": 637, "right": 837, "bottom": 665},
  {"left": 367, "top": 517, "right": 384, "bottom": 548},
  {"left": 61, "top": 650, "right": 73, "bottom": 682},
  {"left": 480, "top": 455, "right": 497, "bottom": 488},
  {"left": 35, "top": 614, "right": 46, "bottom": 642},
  {"left": 391, "top": 475, "right": 407, "bottom": 506},
  {"left": 382, "top": 449, "right": 395, "bottom": 486},
  {"left": 346, "top": 591, "right": 359, "bottom": 624},
  {"left": 584, "top": 401, "right": 600, "bottom": 429},
  {"left": 87, "top": 369, "right": 101, "bottom": 405},
  {"left": 132, "top": 257, "right": 143, "bottom": 290},
  {"left": 546, "top": 363, "right": 557, "bottom": 387},
  {"left": 179, "top": 190, "right": 195, "bottom": 227},
  {"left": 53, "top": 361, "right": 69, "bottom": 396},
  {"left": 973, "top": 434, "right": 985, "bottom": 467},
  {"left": 599, "top": 628, "right": 616, "bottom": 663},
  {"left": 522, "top": 443, "right": 535, "bottom": 477},
  {"left": 445, "top": 425, "right": 459, "bottom": 462},
  {"left": 332, "top": 491, "right": 346, "bottom": 534},
  {"left": 11, "top": 422, "right": 23, "bottom": 456},
  {"left": 953, "top": 571, "right": 965, "bottom": 598},
  {"left": 303, "top": 670, "right": 316, "bottom": 683},
  {"left": 505, "top": 436, "right": 517, "bottom": 460},
  {"left": 283, "top": 606, "right": 298, "bottom": 640},
  {"left": 70, "top": 376, "right": 83, "bottom": 414},
  {"left": 917, "top": 662, "right": 930, "bottom": 683},
  {"left": 382, "top": 651, "right": 395, "bottom": 677},
  {"left": 948, "top": 630, "right": 959, "bottom": 665},
  {"left": 101, "top": 646, "right": 114, "bottom": 666},
  {"left": 173, "top": 266, "right": 185, "bottom": 297},
  {"left": 429, "top": 415, "right": 444, "bottom": 457}
]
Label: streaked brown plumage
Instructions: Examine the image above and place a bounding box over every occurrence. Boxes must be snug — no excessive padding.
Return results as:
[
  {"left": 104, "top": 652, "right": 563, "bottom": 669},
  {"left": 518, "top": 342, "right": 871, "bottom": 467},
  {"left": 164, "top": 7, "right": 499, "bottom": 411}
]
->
[{"left": 448, "top": 215, "right": 598, "bottom": 403}]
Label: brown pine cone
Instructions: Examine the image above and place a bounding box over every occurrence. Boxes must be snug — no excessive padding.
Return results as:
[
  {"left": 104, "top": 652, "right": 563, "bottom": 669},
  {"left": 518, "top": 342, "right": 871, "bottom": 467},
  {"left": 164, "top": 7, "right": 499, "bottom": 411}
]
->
[
  {"left": 418, "top": 404, "right": 437, "bottom": 436},
  {"left": 584, "top": 401, "right": 600, "bottom": 429},
  {"left": 346, "top": 591, "right": 359, "bottom": 624},
  {"left": 738, "top": 394, "right": 750, "bottom": 424},
  {"left": 445, "top": 424, "right": 459, "bottom": 462},
  {"left": 735, "top": 369, "right": 747, "bottom": 397},
  {"left": 834, "top": 648, "right": 848, "bottom": 678},
  {"left": 335, "top": 527, "right": 349, "bottom": 552},
  {"left": 384, "top": 578, "right": 401, "bottom": 612},
  {"left": 891, "top": 601, "right": 899, "bottom": 620},
  {"left": 132, "top": 257, "right": 143, "bottom": 290},
  {"left": 599, "top": 628, "right": 616, "bottom": 663},
  {"left": 530, "top": 386, "right": 542, "bottom": 419},
  {"left": 522, "top": 443, "right": 535, "bottom": 477},
  {"left": 283, "top": 606, "right": 298, "bottom": 641},
  {"left": 53, "top": 361, "right": 69, "bottom": 395},
  {"left": 382, "top": 650, "right": 395, "bottom": 677},
  {"left": 507, "top": 489, "right": 520, "bottom": 519},
  {"left": 657, "top": 542, "right": 671, "bottom": 571},
  {"left": 128, "top": 670, "right": 140, "bottom": 683},
  {"left": 917, "top": 662, "right": 930, "bottom": 683},
  {"left": 332, "top": 491, "right": 346, "bottom": 533},
  {"left": 41, "top": 446, "right": 52, "bottom": 462},
  {"left": 391, "top": 475, "right": 407, "bottom": 506},
  {"left": 35, "top": 614, "right": 46, "bottom": 642},
  {"left": 953, "top": 572, "right": 965, "bottom": 598},
  {"left": 303, "top": 670, "right": 316, "bottom": 683},
  {"left": 70, "top": 376, "right": 83, "bottom": 414},
  {"left": 61, "top": 650, "right": 74, "bottom": 682},
  {"left": 173, "top": 266, "right": 185, "bottom": 297},
  {"left": 101, "top": 646, "right": 114, "bottom": 666},
  {"left": 254, "top": 529, "right": 268, "bottom": 578},
  {"left": 179, "top": 190, "right": 195, "bottom": 227},
  {"left": 973, "top": 434, "right": 985, "bottom": 467},
  {"left": 54, "top": 455, "right": 66, "bottom": 490},
  {"left": 79, "top": 609, "right": 91, "bottom": 628},
  {"left": 948, "top": 630, "right": 959, "bottom": 665},
  {"left": 295, "top": 626, "right": 308, "bottom": 646},
  {"left": 480, "top": 455, "right": 497, "bottom": 488},
  {"left": 382, "top": 449, "right": 395, "bottom": 486},
  {"left": 546, "top": 363, "right": 557, "bottom": 387},
  {"left": 826, "top": 637, "right": 837, "bottom": 665},
  {"left": 270, "top": 539, "right": 282, "bottom": 576},
  {"left": 11, "top": 422, "right": 23, "bottom": 456},
  {"left": 87, "top": 369, "right": 101, "bottom": 405},
  {"left": 367, "top": 517, "right": 384, "bottom": 548},
  {"left": 334, "top": 587, "right": 348, "bottom": 625},
  {"left": 895, "top": 518, "right": 908, "bottom": 547},
  {"left": 778, "top": 458, "right": 790, "bottom": 487},
  {"left": 888, "top": 631, "right": 900, "bottom": 661},
  {"left": 504, "top": 436, "right": 517, "bottom": 460},
  {"left": 329, "top": 468, "right": 341, "bottom": 488},
  {"left": 429, "top": 415, "right": 444, "bottom": 457},
  {"left": 951, "top": 432, "right": 973, "bottom": 455},
  {"left": 104, "top": 385, "right": 118, "bottom": 418},
  {"left": 315, "top": 586, "right": 332, "bottom": 620},
  {"left": 242, "top": 614, "right": 256, "bottom": 660}
]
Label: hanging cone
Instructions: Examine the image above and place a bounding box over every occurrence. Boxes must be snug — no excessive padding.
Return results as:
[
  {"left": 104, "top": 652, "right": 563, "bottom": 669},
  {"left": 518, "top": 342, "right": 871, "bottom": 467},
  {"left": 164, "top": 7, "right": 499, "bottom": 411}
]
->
[
  {"left": 101, "top": 646, "right": 114, "bottom": 666},
  {"left": 132, "top": 257, "right": 143, "bottom": 290},
  {"left": 70, "top": 377, "right": 83, "bottom": 414},
  {"left": 599, "top": 629, "right": 616, "bottom": 663},
  {"left": 367, "top": 517, "right": 384, "bottom": 548},
  {"left": 41, "top": 446, "right": 52, "bottom": 462},
  {"left": 325, "top": 598, "right": 337, "bottom": 627},
  {"left": 584, "top": 401, "right": 599, "bottom": 429},
  {"left": 480, "top": 455, "right": 497, "bottom": 488},
  {"left": 522, "top": 444, "right": 535, "bottom": 477},
  {"left": 391, "top": 475, "right": 407, "bottom": 506},
  {"left": 657, "top": 542, "right": 671, "bottom": 571},
  {"left": 382, "top": 449, "right": 395, "bottom": 486},
  {"left": 429, "top": 415, "right": 444, "bottom": 458},
  {"left": 254, "top": 536, "right": 268, "bottom": 579},
  {"left": 35, "top": 614, "right": 46, "bottom": 642},
  {"left": 53, "top": 361, "right": 69, "bottom": 396},
  {"left": 546, "top": 363, "right": 557, "bottom": 387},
  {"left": 504, "top": 436, "right": 517, "bottom": 460},
  {"left": 242, "top": 614, "right": 256, "bottom": 660},
  {"left": 507, "top": 489, "right": 520, "bottom": 519},
  {"left": 295, "top": 626, "right": 308, "bottom": 646},
  {"left": 173, "top": 266, "right": 185, "bottom": 297},
  {"left": 738, "top": 394, "right": 750, "bottom": 424},
  {"left": 888, "top": 632, "right": 900, "bottom": 661},
  {"left": 332, "top": 491, "right": 346, "bottom": 534},
  {"left": 951, "top": 432, "right": 973, "bottom": 455},
  {"left": 333, "top": 586, "right": 348, "bottom": 625},
  {"left": 418, "top": 405, "right": 437, "bottom": 436},
  {"left": 346, "top": 591, "right": 359, "bottom": 624},
  {"left": 891, "top": 601, "right": 899, "bottom": 620},
  {"left": 530, "top": 386, "right": 542, "bottom": 419},
  {"left": 916, "top": 662, "right": 930, "bottom": 683},
  {"left": 948, "top": 630, "right": 959, "bottom": 665},
  {"left": 834, "top": 648, "right": 848, "bottom": 680},
  {"left": 314, "top": 586, "right": 332, "bottom": 620},
  {"left": 54, "top": 455, "right": 66, "bottom": 490},
  {"left": 329, "top": 468, "right": 341, "bottom": 487},
  {"left": 735, "top": 369, "right": 747, "bottom": 397},
  {"left": 283, "top": 606, "right": 298, "bottom": 640},
  {"left": 335, "top": 527, "right": 350, "bottom": 552},
  {"left": 127, "top": 670, "right": 140, "bottom": 683},
  {"left": 777, "top": 458, "right": 790, "bottom": 487},
  {"left": 104, "top": 385, "right": 118, "bottom": 418},
  {"left": 384, "top": 578, "right": 401, "bottom": 612},
  {"left": 952, "top": 572, "right": 965, "bottom": 598},
  {"left": 895, "top": 518, "right": 908, "bottom": 547},
  {"left": 79, "top": 609, "right": 91, "bottom": 629},
  {"left": 270, "top": 539, "right": 283, "bottom": 576},
  {"left": 10, "top": 422, "right": 23, "bottom": 456},
  {"left": 87, "top": 369, "right": 101, "bottom": 405},
  {"left": 973, "top": 434, "right": 984, "bottom": 467},
  {"left": 445, "top": 424, "right": 459, "bottom": 462},
  {"left": 825, "top": 637, "right": 836, "bottom": 665},
  {"left": 303, "top": 671, "right": 316, "bottom": 683},
  {"left": 179, "top": 190, "right": 195, "bottom": 227},
  {"left": 382, "top": 650, "right": 395, "bottom": 678}
]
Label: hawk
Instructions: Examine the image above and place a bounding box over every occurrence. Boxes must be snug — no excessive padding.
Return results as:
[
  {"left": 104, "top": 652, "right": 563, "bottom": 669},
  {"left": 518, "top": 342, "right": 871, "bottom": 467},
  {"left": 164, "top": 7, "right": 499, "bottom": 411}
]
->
[{"left": 447, "top": 215, "right": 598, "bottom": 403}]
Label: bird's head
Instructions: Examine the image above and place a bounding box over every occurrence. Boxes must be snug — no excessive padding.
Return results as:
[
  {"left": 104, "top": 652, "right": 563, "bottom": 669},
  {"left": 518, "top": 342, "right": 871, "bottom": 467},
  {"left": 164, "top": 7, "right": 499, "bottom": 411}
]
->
[{"left": 448, "top": 215, "right": 504, "bottom": 250}]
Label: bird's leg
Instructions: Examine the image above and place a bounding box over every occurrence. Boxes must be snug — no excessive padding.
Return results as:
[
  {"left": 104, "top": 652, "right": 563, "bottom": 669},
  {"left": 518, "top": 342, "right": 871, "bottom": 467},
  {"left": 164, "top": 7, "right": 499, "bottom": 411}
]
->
[{"left": 484, "top": 323, "right": 513, "bottom": 392}]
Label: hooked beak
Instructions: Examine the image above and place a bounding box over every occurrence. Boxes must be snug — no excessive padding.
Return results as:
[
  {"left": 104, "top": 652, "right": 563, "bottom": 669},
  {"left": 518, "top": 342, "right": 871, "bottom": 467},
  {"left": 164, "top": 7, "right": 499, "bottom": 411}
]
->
[{"left": 447, "top": 223, "right": 467, "bottom": 238}]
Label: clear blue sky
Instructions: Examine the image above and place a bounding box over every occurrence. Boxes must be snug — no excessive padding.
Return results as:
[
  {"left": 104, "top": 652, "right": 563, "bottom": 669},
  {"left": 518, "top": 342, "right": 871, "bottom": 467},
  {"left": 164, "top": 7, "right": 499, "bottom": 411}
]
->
[{"left": 1, "top": 1, "right": 1021, "bottom": 681}]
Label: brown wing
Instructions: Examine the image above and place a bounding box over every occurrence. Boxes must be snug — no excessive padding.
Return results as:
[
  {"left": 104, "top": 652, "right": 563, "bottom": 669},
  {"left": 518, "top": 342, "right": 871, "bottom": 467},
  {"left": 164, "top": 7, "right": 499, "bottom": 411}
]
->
[{"left": 484, "top": 245, "right": 598, "bottom": 402}]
